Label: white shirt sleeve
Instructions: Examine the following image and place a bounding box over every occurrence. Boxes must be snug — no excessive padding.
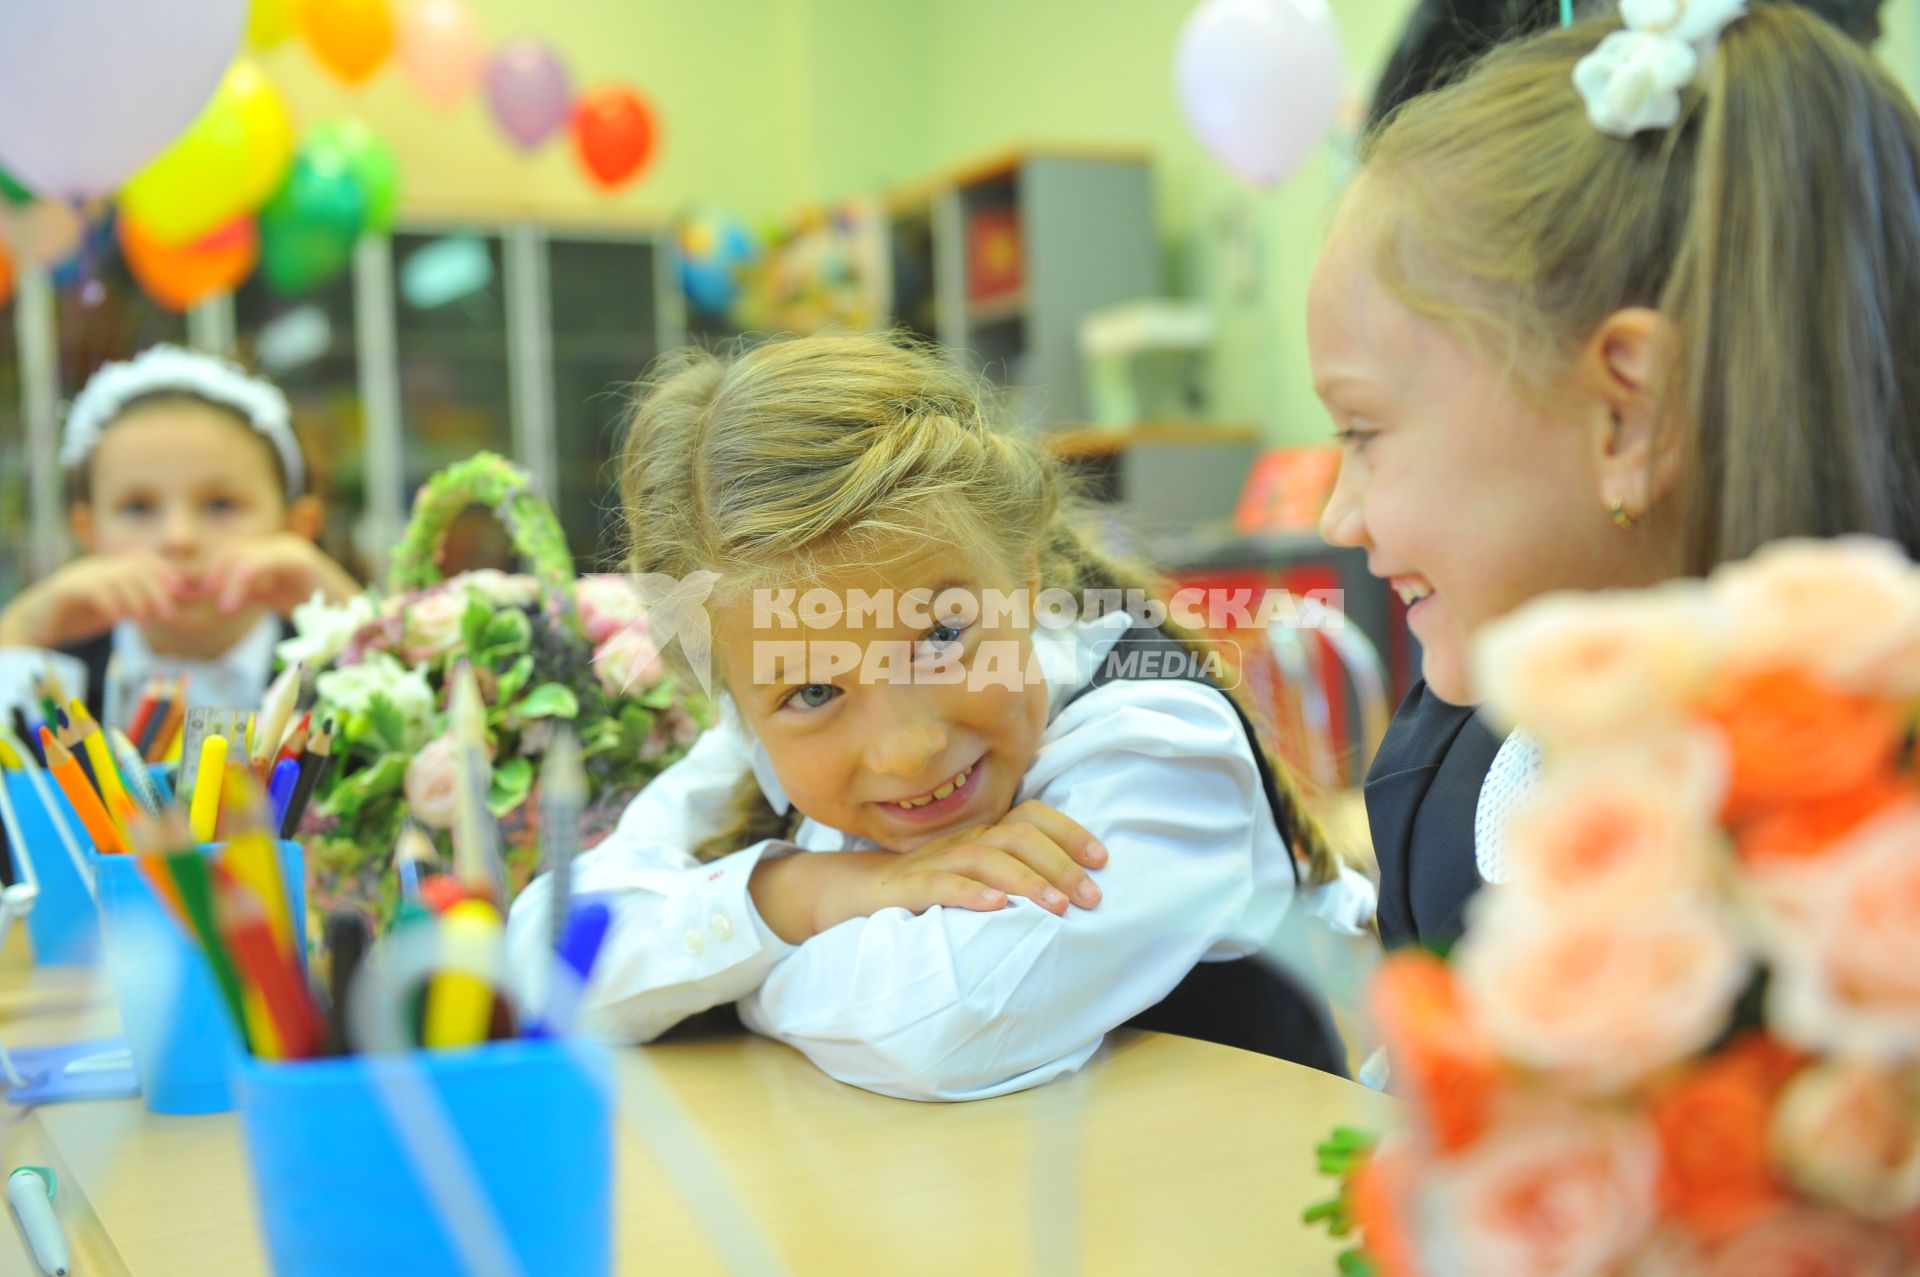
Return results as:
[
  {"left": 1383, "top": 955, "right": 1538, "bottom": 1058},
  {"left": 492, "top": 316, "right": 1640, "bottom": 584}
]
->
[
  {"left": 504, "top": 710, "right": 798, "bottom": 1043},
  {"left": 736, "top": 680, "right": 1307, "bottom": 1102}
]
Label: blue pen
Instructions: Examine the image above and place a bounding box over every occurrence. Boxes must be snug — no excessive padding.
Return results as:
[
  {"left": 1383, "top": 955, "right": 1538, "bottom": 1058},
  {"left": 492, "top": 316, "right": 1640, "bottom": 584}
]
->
[
  {"left": 527, "top": 899, "right": 611, "bottom": 1038},
  {"left": 266, "top": 757, "right": 301, "bottom": 835}
]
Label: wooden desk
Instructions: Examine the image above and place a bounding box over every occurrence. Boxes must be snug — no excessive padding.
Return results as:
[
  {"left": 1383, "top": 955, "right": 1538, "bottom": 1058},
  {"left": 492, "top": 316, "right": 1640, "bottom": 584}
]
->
[{"left": 0, "top": 932, "right": 1394, "bottom": 1276}]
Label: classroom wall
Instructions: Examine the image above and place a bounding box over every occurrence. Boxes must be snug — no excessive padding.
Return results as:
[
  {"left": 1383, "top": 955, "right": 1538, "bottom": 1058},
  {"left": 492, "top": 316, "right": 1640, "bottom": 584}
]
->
[{"left": 266, "top": 0, "right": 1920, "bottom": 446}]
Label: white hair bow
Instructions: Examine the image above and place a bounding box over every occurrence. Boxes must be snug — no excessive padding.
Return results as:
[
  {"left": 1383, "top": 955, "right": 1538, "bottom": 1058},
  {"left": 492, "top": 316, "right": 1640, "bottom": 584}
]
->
[{"left": 1573, "top": 0, "right": 1749, "bottom": 138}]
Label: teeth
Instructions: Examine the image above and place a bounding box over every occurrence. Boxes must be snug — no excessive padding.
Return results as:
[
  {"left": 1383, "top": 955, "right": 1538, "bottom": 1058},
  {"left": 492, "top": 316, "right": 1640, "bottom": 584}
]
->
[
  {"left": 1394, "top": 581, "right": 1433, "bottom": 606},
  {"left": 894, "top": 766, "right": 971, "bottom": 809}
]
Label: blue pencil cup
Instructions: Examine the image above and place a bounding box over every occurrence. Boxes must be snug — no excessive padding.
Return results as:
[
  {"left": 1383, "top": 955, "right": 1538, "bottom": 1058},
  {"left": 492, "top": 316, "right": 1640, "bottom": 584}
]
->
[
  {"left": 2, "top": 768, "right": 102, "bottom": 964},
  {"left": 235, "top": 1038, "right": 614, "bottom": 1277},
  {"left": 94, "top": 839, "right": 307, "bottom": 1115}
]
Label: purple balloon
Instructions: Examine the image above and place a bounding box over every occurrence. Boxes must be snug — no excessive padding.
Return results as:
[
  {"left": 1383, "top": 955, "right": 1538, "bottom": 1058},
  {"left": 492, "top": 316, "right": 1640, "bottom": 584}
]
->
[
  {"left": 0, "top": 0, "right": 248, "bottom": 197},
  {"left": 486, "top": 39, "right": 572, "bottom": 152},
  {"left": 1175, "top": 0, "right": 1345, "bottom": 189}
]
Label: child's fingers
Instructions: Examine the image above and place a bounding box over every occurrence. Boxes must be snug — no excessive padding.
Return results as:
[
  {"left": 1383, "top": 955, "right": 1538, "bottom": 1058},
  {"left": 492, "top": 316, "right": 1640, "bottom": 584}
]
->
[
  {"left": 970, "top": 824, "right": 1100, "bottom": 910},
  {"left": 907, "top": 870, "right": 1009, "bottom": 914},
  {"left": 1005, "top": 799, "right": 1109, "bottom": 868}
]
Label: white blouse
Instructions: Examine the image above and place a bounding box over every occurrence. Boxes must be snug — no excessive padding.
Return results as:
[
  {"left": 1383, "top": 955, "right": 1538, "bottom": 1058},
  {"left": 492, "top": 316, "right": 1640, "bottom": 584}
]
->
[{"left": 505, "top": 612, "right": 1378, "bottom": 1101}]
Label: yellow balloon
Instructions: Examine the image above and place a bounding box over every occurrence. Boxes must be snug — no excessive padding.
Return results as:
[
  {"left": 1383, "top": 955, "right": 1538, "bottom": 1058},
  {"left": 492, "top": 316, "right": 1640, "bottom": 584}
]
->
[
  {"left": 119, "top": 60, "right": 295, "bottom": 247},
  {"left": 247, "top": 0, "right": 295, "bottom": 49}
]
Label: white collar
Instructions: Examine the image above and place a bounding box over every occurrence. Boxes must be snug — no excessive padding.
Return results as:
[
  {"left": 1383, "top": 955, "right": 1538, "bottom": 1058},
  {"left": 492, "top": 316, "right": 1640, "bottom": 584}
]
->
[
  {"left": 110, "top": 614, "right": 282, "bottom": 716},
  {"left": 741, "top": 611, "right": 1138, "bottom": 818}
]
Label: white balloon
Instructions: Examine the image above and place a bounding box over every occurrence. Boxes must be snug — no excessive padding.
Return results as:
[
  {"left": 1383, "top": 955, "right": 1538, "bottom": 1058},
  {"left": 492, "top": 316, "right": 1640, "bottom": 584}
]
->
[
  {"left": 0, "top": 0, "right": 248, "bottom": 198},
  {"left": 1176, "top": 0, "right": 1346, "bottom": 188}
]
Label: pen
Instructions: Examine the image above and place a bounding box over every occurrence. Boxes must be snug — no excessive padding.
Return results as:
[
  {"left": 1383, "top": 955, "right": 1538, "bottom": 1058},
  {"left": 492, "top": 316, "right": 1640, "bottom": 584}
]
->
[{"left": 6, "top": 1166, "right": 68, "bottom": 1277}]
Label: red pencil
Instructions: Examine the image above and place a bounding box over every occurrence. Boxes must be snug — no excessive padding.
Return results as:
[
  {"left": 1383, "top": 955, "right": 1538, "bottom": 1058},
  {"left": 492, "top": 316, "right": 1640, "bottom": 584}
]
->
[{"left": 213, "top": 866, "right": 323, "bottom": 1059}]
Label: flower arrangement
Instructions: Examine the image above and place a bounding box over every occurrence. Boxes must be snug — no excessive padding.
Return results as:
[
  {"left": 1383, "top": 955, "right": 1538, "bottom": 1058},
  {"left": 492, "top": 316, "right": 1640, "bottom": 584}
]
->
[
  {"left": 1311, "top": 538, "right": 1920, "bottom": 1277},
  {"left": 280, "top": 452, "right": 713, "bottom": 923}
]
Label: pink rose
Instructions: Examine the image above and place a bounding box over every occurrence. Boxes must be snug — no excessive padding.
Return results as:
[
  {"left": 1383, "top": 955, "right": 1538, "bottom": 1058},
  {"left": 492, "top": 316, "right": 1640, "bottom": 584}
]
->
[
  {"left": 575, "top": 574, "right": 648, "bottom": 645},
  {"left": 1474, "top": 584, "right": 1724, "bottom": 745},
  {"left": 401, "top": 589, "right": 468, "bottom": 664},
  {"left": 1504, "top": 737, "right": 1725, "bottom": 912},
  {"left": 1710, "top": 537, "right": 1920, "bottom": 694},
  {"left": 1457, "top": 893, "right": 1749, "bottom": 1093},
  {"left": 404, "top": 735, "right": 462, "bottom": 830},
  {"left": 1772, "top": 1060, "right": 1920, "bottom": 1219},
  {"left": 1416, "top": 1102, "right": 1658, "bottom": 1277},
  {"left": 1762, "top": 801, "right": 1920, "bottom": 1059},
  {"left": 594, "top": 626, "right": 663, "bottom": 696},
  {"left": 1697, "top": 1209, "right": 1905, "bottom": 1277}
]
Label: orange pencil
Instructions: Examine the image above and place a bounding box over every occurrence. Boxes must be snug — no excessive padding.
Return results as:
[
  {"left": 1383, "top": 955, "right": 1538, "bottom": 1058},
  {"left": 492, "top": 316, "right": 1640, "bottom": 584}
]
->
[
  {"left": 148, "top": 683, "right": 188, "bottom": 764},
  {"left": 39, "top": 727, "right": 126, "bottom": 854}
]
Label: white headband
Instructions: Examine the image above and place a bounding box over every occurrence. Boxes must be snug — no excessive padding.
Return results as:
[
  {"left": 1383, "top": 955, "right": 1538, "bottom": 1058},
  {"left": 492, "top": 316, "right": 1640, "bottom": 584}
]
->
[
  {"left": 60, "top": 344, "right": 306, "bottom": 495},
  {"left": 1574, "top": 0, "right": 1750, "bottom": 138}
]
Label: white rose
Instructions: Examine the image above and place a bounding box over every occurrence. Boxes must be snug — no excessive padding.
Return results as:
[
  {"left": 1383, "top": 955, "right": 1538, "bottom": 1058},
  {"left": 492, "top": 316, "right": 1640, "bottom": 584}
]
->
[
  {"left": 401, "top": 589, "right": 469, "bottom": 664},
  {"left": 277, "top": 590, "right": 377, "bottom": 669},
  {"left": 315, "top": 652, "right": 437, "bottom": 736},
  {"left": 452, "top": 569, "right": 541, "bottom": 608}
]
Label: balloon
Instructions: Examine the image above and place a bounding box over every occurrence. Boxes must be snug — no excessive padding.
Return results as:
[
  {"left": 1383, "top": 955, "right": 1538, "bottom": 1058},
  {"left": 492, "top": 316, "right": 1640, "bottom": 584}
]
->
[
  {"left": 485, "top": 40, "right": 571, "bottom": 151},
  {"left": 119, "top": 59, "right": 295, "bottom": 247},
  {"left": 119, "top": 213, "right": 258, "bottom": 311},
  {"left": 397, "top": 0, "right": 483, "bottom": 110},
  {"left": 0, "top": 166, "right": 31, "bottom": 208},
  {"left": 1174, "top": 0, "right": 1344, "bottom": 188},
  {"left": 0, "top": 0, "right": 247, "bottom": 197},
  {"left": 310, "top": 119, "right": 401, "bottom": 232},
  {"left": 248, "top": 0, "right": 295, "bottom": 48},
  {"left": 0, "top": 238, "right": 11, "bottom": 306},
  {"left": 677, "top": 212, "right": 758, "bottom": 316},
  {"left": 297, "top": 0, "right": 395, "bottom": 85},
  {"left": 571, "top": 85, "right": 658, "bottom": 191},
  {"left": 259, "top": 144, "right": 368, "bottom": 294}
]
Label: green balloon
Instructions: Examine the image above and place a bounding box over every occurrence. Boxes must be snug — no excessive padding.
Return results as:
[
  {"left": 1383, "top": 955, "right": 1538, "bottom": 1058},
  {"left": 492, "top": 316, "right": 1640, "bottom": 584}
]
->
[
  {"left": 259, "top": 144, "right": 368, "bottom": 295},
  {"left": 310, "top": 118, "right": 400, "bottom": 235},
  {"left": 0, "top": 164, "right": 31, "bottom": 207}
]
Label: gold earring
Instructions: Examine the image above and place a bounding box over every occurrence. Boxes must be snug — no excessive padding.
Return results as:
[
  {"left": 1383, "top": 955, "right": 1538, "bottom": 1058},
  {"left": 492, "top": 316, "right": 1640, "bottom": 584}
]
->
[{"left": 1610, "top": 499, "right": 1637, "bottom": 531}]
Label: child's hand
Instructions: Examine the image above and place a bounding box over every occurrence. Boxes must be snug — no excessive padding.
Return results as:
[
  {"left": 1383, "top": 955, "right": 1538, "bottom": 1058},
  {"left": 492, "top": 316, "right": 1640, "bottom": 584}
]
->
[
  {"left": 203, "top": 533, "right": 359, "bottom": 617},
  {"left": 0, "top": 553, "right": 184, "bottom": 648},
  {"left": 750, "top": 801, "right": 1109, "bottom": 944}
]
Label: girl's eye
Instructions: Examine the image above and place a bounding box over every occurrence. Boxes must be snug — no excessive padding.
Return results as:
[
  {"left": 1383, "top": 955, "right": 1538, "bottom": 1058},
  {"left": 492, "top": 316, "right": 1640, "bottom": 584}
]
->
[
  {"left": 923, "top": 621, "right": 967, "bottom": 651},
  {"left": 1332, "top": 426, "right": 1375, "bottom": 449},
  {"left": 206, "top": 496, "right": 242, "bottom": 515},
  {"left": 784, "top": 683, "right": 839, "bottom": 712},
  {"left": 118, "top": 498, "right": 155, "bottom": 517}
]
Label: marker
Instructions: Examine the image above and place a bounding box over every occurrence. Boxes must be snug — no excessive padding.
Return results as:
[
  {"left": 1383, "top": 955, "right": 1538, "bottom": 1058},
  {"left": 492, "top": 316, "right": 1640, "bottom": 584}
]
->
[
  {"left": 422, "top": 899, "right": 504, "bottom": 1050},
  {"left": 188, "top": 735, "right": 228, "bottom": 844},
  {"left": 6, "top": 1167, "right": 69, "bottom": 1277}
]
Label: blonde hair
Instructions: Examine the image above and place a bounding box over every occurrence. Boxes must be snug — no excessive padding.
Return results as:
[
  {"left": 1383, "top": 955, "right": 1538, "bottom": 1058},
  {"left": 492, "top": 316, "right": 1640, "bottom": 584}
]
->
[
  {"left": 1358, "top": 6, "right": 1920, "bottom": 570},
  {"left": 617, "top": 332, "right": 1339, "bottom": 882}
]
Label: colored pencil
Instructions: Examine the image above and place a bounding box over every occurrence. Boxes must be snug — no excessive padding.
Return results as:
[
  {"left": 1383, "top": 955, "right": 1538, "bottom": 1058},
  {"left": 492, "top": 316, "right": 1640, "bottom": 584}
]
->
[{"left": 38, "top": 728, "right": 125, "bottom": 855}]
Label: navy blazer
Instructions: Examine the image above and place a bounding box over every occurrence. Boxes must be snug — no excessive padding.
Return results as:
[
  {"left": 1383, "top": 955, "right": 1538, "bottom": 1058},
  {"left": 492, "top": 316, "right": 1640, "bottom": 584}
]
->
[{"left": 1363, "top": 680, "right": 1505, "bottom": 951}]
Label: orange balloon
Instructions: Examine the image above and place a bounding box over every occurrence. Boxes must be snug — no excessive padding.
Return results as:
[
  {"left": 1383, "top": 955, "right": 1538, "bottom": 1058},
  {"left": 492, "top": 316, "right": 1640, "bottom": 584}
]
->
[
  {"left": 0, "top": 238, "right": 12, "bottom": 307},
  {"left": 297, "top": 0, "right": 396, "bottom": 85},
  {"left": 119, "top": 213, "right": 259, "bottom": 311}
]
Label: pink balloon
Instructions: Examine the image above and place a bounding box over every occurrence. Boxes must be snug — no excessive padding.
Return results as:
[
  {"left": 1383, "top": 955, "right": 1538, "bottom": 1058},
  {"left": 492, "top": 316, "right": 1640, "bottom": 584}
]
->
[
  {"left": 485, "top": 39, "right": 571, "bottom": 152},
  {"left": 1175, "top": 0, "right": 1345, "bottom": 189},
  {"left": 398, "top": 0, "right": 483, "bottom": 110},
  {"left": 0, "top": 0, "right": 248, "bottom": 197}
]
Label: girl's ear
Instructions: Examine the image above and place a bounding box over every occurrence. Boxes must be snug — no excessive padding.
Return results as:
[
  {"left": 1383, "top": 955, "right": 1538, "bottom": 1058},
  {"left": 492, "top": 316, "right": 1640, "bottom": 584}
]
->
[
  {"left": 68, "top": 502, "right": 97, "bottom": 553},
  {"left": 1578, "top": 307, "right": 1682, "bottom": 520},
  {"left": 287, "top": 494, "right": 326, "bottom": 542}
]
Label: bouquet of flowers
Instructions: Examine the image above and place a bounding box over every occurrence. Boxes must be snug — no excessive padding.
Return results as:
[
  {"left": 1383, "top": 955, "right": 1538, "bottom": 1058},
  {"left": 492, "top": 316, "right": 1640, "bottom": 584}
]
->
[
  {"left": 280, "top": 452, "right": 713, "bottom": 923},
  {"left": 1311, "top": 538, "right": 1920, "bottom": 1277}
]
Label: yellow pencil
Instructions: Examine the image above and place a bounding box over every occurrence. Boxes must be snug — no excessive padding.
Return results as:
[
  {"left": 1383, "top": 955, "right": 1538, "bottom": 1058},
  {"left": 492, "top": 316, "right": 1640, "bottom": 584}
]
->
[
  {"left": 188, "top": 735, "right": 229, "bottom": 844},
  {"left": 0, "top": 736, "right": 22, "bottom": 770},
  {"left": 224, "top": 828, "right": 293, "bottom": 958}
]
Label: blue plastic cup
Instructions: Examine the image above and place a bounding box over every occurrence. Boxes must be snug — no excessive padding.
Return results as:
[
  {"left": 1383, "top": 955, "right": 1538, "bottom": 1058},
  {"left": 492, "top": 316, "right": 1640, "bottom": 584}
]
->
[
  {"left": 234, "top": 1038, "right": 614, "bottom": 1277},
  {"left": 94, "top": 840, "right": 307, "bottom": 1115},
  {"left": 2, "top": 769, "right": 103, "bottom": 964}
]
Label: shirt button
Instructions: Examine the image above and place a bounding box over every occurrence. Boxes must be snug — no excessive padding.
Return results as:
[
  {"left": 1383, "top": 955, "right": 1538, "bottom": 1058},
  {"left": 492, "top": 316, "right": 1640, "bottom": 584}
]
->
[
  {"left": 683, "top": 929, "right": 706, "bottom": 955},
  {"left": 710, "top": 913, "right": 733, "bottom": 941}
]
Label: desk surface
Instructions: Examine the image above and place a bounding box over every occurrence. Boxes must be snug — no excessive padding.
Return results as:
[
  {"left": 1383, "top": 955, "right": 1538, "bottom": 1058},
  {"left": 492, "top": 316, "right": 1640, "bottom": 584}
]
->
[{"left": 0, "top": 932, "right": 1394, "bottom": 1277}]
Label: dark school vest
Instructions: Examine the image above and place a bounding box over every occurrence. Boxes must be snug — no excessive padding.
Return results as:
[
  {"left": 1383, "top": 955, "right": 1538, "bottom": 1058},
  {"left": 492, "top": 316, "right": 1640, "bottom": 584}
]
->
[
  {"left": 1362, "top": 679, "right": 1503, "bottom": 951},
  {"left": 1065, "top": 626, "right": 1347, "bottom": 1077}
]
